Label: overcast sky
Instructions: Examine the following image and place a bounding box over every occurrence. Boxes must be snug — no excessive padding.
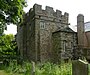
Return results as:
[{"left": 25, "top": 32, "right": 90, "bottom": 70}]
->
[{"left": 5, "top": 0, "right": 90, "bottom": 34}]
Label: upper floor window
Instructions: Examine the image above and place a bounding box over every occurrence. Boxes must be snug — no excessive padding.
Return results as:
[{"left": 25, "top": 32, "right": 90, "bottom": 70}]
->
[{"left": 40, "top": 22, "right": 45, "bottom": 29}]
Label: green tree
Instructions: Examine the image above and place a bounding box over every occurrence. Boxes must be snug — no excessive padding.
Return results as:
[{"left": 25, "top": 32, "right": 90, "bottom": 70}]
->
[
  {"left": 0, "top": 34, "right": 17, "bottom": 57},
  {"left": 0, "top": 0, "right": 27, "bottom": 34}
]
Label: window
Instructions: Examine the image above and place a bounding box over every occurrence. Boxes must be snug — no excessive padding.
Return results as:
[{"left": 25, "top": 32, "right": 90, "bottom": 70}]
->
[
  {"left": 61, "top": 40, "right": 66, "bottom": 52},
  {"left": 40, "top": 22, "right": 45, "bottom": 29},
  {"left": 66, "top": 41, "right": 71, "bottom": 48},
  {"left": 63, "top": 40, "right": 66, "bottom": 52}
]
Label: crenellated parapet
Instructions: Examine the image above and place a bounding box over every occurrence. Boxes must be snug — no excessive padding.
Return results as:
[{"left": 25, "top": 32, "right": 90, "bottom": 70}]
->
[
  {"left": 17, "top": 4, "right": 77, "bottom": 62},
  {"left": 28, "top": 4, "right": 69, "bottom": 24}
]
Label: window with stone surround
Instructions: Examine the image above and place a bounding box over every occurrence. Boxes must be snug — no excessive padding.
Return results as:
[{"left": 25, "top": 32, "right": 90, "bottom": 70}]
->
[
  {"left": 63, "top": 40, "right": 66, "bottom": 52},
  {"left": 67, "top": 41, "right": 72, "bottom": 48},
  {"left": 61, "top": 40, "right": 66, "bottom": 52},
  {"left": 40, "top": 21, "right": 45, "bottom": 29}
]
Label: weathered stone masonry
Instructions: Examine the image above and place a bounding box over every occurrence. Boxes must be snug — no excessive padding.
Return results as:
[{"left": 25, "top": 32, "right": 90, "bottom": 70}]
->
[
  {"left": 16, "top": 4, "right": 77, "bottom": 62},
  {"left": 52, "top": 28, "right": 77, "bottom": 62}
]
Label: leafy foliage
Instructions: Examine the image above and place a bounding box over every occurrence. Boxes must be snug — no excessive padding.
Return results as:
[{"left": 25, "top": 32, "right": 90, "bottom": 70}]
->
[
  {"left": 4, "top": 61, "right": 72, "bottom": 75},
  {"left": 0, "top": 34, "right": 17, "bottom": 57},
  {"left": 0, "top": 0, "right": 27, "bottom": 34},
  {"left": 36, "top": 62, "right": 72, "bottom": 75}
]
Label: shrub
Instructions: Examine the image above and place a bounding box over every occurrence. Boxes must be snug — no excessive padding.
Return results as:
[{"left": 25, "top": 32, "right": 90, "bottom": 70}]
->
[{"left": 4, "top": 61, "right": 72, "bottom": 75}]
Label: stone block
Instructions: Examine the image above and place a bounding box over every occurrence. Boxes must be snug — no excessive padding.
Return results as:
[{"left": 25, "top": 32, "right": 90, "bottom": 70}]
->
[
  {"left": 64, "top": 12, "right": 69, "bottom": 18},
  {"left": 45, "top": 6, "right": 54, "bottom": 17},
  {"left": 56, "top": 10, "right": 62, "bottom": 18},
  {"left": 72, "top": 60, "right": 89, "bottom": 75},
  {"left": 33, "top": 4, "right": 42, "bottom": 14}
]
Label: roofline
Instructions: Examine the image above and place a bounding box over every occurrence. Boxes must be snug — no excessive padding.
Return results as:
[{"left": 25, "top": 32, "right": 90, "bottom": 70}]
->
[
  {"left": 52, "top": 30, "right": 77, "bottom": 34},
  {"left": 84, "top": 21, "right": 90, "bottom": 24},
  {"left": 85, "top": 31, "right": 90, "bottom": 33},
  {"left": 74, "top": 21, "right": 90, "bottom": 26}
]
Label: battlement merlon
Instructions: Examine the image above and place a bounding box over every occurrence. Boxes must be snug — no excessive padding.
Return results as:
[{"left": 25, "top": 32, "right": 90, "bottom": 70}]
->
[
  {"left": 64, "top": 12, "right": 69, "bottom": 17},
  {"left": 33, "top": 4, "right": 42, "bottom": 14},
  {"left": 56, "top": 10, "right": 62, "bottom": 18},
  {"left": 45, "top": 6, "right": 54, "bottom": 16},
  {"left": 29, "top": 4, "right": 69, "bottom": 24},
  {"left": 64, "top": 12, "right": 69, "bottom": 23}
]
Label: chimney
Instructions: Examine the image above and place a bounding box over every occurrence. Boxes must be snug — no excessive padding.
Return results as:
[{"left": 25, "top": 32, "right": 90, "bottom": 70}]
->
[{"left": 77, "top": 14, "right": 85, "bottom": 48}]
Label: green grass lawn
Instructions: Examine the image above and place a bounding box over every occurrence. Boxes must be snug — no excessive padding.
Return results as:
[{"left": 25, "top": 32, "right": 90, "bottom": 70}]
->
[
  {"left": 0, "top": 70, "right": 24, "bottom": 75},
  {"left": 0, "top": 70, "right": 9, "bottom": 75}
]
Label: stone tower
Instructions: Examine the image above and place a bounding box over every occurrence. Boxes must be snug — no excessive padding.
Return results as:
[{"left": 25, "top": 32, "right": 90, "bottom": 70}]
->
[
  {"left": 77, "top": 14, "right": 85, "bottom": 48},
  {"left": 17, "top": 4, "right": 72, "bottom": 62}
]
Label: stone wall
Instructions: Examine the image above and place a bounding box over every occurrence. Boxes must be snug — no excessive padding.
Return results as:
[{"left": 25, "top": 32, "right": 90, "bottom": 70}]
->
[
  {"left": 33, "top": 4, "right": 70, "bottom": 62},
  {"left": 16, "top": 4, "right": 77, "bottom": 62},
  {"left": 52, "top": 29, "right": 77, "bottom": 62},
  {"left": 17, "top": 10, "right": 36, "bottom": 61},
  {"left": 85, "top": 32, "right": 90, "bottom": 47}
]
